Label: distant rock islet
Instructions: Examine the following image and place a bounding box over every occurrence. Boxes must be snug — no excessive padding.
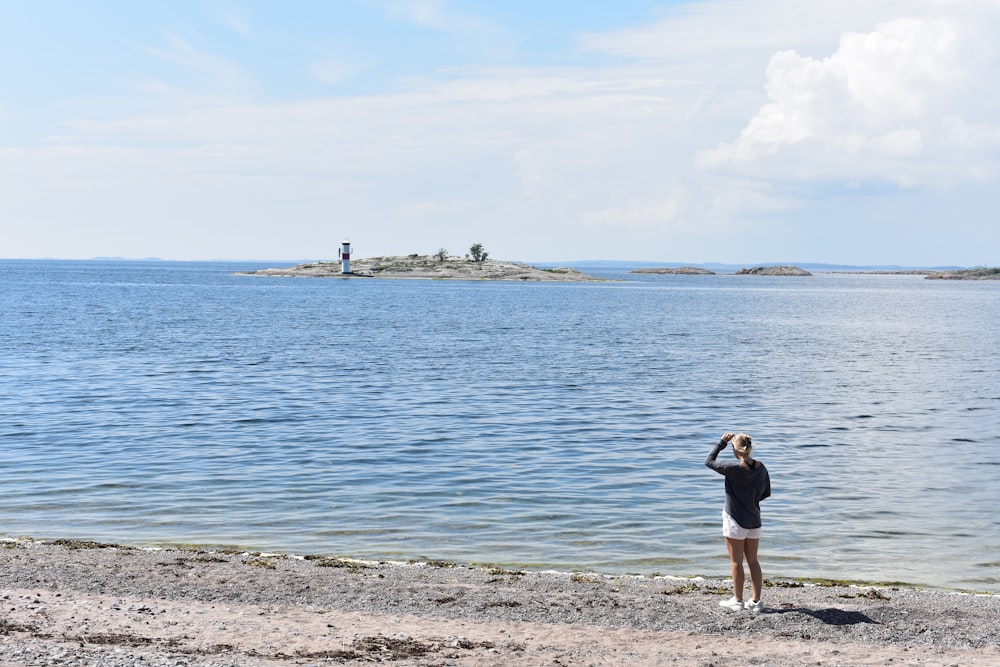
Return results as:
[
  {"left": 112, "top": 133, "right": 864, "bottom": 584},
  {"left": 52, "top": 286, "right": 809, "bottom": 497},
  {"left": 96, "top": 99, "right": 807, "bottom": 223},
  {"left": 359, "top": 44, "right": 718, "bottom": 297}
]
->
[{"left": 631, "top": 265, "right": 812, "bottom": 276}]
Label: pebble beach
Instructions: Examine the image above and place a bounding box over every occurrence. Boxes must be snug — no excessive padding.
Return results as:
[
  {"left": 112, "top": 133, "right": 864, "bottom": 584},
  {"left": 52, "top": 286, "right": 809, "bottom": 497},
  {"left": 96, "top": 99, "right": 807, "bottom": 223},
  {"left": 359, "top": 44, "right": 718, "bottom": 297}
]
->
[{"left": 1, "top": 539, "right": 998, "bottom": 666}]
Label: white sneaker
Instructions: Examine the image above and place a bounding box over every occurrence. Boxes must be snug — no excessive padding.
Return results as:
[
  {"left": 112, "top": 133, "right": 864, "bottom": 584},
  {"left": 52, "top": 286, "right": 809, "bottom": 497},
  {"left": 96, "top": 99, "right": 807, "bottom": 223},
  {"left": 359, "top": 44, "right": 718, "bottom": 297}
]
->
[
  {"left": 719, "top": 596, "right": 744, "bottom": 611},
  {"left": 747, "top": 599, "right": 764, "bottom": 614}
]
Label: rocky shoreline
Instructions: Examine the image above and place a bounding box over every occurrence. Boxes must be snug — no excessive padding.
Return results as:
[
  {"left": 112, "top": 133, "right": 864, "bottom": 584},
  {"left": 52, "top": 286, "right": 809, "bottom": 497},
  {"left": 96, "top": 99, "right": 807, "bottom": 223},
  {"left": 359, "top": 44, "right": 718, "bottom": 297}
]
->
[
  {"left": 238, "top": 256, "right": 610, "bottom": 281},
  {"left": 837, "top": 268, "right": 1000, "bottom": 279},
  {"left": 735, "top": 265, "right": 812, "bottom": 276},
  {"left": 630, "top": 266, "right": 716, "bottom": 275},
  {"left": 631, "top": 265, "right": 813, "bottom": 276},
  {"left": 1, "top": 539, "right": 998, "bottom": 666},
  {"left": 240, "top": 259, "right": 1000, "bottom": 282},
  {"left": 925, "top": 267, "right": 1000, "bottom": 280}
]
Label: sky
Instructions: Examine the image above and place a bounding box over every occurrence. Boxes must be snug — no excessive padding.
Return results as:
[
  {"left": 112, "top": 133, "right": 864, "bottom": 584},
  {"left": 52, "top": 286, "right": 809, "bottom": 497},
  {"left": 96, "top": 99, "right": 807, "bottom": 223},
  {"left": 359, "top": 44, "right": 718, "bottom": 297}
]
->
[{"left": 2, "top": 0, "right": 999, "bottom": 265}]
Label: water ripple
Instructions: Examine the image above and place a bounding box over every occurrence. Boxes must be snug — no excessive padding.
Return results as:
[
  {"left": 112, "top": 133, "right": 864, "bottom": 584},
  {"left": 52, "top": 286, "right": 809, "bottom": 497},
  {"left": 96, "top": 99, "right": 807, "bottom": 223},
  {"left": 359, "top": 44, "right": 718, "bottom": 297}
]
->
[{"left": 0, "top": 261, "right": 998, "bottom": 589}]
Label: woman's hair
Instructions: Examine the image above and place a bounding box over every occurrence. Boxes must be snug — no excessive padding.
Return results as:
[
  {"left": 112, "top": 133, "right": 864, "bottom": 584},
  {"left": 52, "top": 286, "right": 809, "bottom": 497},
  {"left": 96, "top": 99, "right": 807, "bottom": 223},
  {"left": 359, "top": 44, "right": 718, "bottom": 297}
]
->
[{"left": 732, "top": 433, "right": 753, "bottom": 458}]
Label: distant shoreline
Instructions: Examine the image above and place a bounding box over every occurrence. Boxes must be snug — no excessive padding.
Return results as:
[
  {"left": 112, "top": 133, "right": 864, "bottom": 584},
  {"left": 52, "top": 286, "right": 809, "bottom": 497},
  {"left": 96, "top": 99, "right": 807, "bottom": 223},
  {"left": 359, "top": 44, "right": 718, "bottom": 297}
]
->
[
  {"left": 826, "top": 269, "right": 934, "bottom": 275},
  {"left": 923, "top": 267, "right": 1000, "bottom": 280},
  {"left": 238, "top": 258, "right": 1000, "bottom": 281},
  {"left": 632, "top": 265, "right": 816, "bottom": 276},
  {"left": 630, "top": 265, "right": 1000, "bottom": 279},
  {"left": 3, "top": 258, "right": 994, "bottom": 279}
]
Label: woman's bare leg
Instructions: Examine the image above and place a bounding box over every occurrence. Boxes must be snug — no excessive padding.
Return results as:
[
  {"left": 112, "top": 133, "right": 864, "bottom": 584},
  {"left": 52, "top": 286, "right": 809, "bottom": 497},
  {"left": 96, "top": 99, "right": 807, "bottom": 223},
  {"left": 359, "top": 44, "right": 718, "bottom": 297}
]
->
[
  {"left": 724, "top": 537, "right": 746, "bottom": 601},
  {"left": 744, "top": 537, "right": 762, "bottom": 601}
]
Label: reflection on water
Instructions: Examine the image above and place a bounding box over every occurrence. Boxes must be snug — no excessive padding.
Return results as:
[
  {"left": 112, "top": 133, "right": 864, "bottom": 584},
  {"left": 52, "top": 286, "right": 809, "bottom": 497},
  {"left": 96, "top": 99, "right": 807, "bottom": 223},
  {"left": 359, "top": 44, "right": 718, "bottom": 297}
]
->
[{"left": 1, "top": 261, "right": 998, "bottom": 590}]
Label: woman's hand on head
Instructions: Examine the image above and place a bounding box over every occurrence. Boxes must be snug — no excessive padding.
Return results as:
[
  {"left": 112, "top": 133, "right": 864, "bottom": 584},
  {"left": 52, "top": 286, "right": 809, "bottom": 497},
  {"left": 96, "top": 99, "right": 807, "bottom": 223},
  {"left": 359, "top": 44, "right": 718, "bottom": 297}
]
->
[{"left": 721, "top": 432, "right": 735, "bottom": 443}]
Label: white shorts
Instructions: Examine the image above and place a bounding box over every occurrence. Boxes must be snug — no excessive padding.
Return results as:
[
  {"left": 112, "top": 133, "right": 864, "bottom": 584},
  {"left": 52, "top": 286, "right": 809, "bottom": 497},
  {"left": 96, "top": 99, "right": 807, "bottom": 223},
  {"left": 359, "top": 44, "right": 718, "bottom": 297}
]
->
[{"left": 722, "top": 511, "right": 761, "bottom": 540}]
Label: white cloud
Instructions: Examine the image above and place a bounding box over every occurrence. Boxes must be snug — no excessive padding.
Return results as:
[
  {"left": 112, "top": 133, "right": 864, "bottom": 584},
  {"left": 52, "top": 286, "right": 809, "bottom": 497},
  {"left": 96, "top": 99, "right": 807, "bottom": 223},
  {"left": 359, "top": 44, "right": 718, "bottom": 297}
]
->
[
  {"left": 579, "top": 0, "right": 909, "bottom": 76},
  {"left": 370, "top": 0, "right": 515, "bottom": 59},
  {"left": 404, "top": 199, "right": 476, "bottom": 216},
  {"left": 140, "top": 32, "right": 256, "bottom": 99},
  {"left": 4, "top": 0, "right": 1000, "bottom": 264},
  {"left": 870, "top": 128, "right": 923, "bottom": 158},
  {"left": 698, "top": 13, "right": 999, "bottom": 189},
  {"left": 581, "top": 191, "right": 687, "bottom": 232},
  {"left": 309, "top": 59, "right": 363, "bottom": 85},
  {"left": 5, "top": 63, "right": 707, "bottom": 259},
  {"left": 375, "top": 0, "right": 498, "bottom": 35},
  {"left": 221, "top": 11, "right": 252, "bottom": 37}
]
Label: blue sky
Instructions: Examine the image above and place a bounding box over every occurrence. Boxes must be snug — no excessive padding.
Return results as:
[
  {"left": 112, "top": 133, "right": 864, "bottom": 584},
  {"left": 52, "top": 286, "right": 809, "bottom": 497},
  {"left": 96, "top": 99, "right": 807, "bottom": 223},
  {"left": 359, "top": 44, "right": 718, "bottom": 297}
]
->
[{"left": 2, "top": 0, "right": 998, "bottom": 265}]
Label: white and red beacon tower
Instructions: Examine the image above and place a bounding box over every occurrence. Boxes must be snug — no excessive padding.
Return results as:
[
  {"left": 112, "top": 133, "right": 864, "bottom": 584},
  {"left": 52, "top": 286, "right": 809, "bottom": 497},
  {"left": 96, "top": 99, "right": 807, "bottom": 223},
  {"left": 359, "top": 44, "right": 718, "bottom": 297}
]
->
[{"left": 339, "top": 240, "right": 351, "bottom": 274}]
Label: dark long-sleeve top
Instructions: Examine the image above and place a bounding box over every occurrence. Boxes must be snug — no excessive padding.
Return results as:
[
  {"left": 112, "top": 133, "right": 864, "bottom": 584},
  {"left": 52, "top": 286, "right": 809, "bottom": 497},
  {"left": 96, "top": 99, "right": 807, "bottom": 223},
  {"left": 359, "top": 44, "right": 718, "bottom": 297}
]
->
[{"left": 705, "top": 440, "right": 771, "bottom": 529}]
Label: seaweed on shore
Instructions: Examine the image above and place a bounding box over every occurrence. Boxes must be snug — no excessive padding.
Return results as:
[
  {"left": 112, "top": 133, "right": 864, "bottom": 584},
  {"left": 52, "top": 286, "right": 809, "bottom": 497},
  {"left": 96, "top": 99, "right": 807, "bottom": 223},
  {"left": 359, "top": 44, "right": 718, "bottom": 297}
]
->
[
  {"left": 485, "top": 566, "right": 526, "bottom": 582},
  {"left": 244, "top": 556, "right": 277, "bottom": 570},
  {"left": 77, "top": 633, "right": 157, "bottom": 647},
  {"left": 414, "top": 558, "right": 457, "bottom": 568},
  {"left": 309, "top": 557, "right": 373, "bottom": 574},
  {"left": 484, "top": 599, "right": 522, "bottom": 608},
  {"left": 0, "top": 618, "right": 38, "bottom": 635},
  {"left": 839, "top": 589, "right": 892, "bottom": 600},
  {"left": 294, "top": 635, "right": 498, "bottom": 662},
  {"left": 193, "top": 555, "right": 230, "bottom": 563},
  {"left": 49, "top": 538, "right": 133, "bottom": 551},
  {"left": 793, "top": 577, "right": 912, "bottom": 589},
  {"left": 661, "top": 582, "right": 730, "bottom": 596}
]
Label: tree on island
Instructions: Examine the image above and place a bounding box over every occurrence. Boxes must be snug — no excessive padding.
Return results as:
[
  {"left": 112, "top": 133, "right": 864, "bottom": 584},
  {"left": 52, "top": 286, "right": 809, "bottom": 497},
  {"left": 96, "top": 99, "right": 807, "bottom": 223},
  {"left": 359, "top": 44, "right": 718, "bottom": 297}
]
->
[
  {"left": 435, "top": 248, "right": 448, "bottom": 261},
  {"left": 469, "top": 243, "right": 489, "bottom": 263}
]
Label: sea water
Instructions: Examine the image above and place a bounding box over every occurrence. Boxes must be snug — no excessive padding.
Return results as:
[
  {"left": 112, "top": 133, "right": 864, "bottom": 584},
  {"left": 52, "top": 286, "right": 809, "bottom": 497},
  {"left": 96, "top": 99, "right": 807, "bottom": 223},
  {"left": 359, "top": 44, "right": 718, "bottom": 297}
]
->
[{"left": 1, "top": 260, "right": 998, "bottom": 591}]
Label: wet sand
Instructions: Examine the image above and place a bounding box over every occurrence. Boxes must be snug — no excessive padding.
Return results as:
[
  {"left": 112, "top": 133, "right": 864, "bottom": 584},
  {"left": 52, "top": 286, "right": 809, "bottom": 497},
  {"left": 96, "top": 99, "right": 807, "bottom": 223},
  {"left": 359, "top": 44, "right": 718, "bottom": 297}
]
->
[{"left": 1, "top": 539, "right": 998, "bottom": 666}]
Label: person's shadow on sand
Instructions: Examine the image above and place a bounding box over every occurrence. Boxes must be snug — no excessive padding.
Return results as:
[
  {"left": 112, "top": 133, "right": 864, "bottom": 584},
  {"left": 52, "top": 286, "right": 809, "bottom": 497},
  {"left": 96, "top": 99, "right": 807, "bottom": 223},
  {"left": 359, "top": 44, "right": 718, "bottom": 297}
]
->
[{"left": 766, "top": 607, "right": 879, "bottom": 625}]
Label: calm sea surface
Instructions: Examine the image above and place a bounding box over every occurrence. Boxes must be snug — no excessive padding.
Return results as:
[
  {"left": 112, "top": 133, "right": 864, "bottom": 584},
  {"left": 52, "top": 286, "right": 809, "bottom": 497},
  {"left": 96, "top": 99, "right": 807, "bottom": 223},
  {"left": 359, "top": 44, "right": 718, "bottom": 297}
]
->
[{"left": 1, "top": 260, "right": 998, "bottom": 591}]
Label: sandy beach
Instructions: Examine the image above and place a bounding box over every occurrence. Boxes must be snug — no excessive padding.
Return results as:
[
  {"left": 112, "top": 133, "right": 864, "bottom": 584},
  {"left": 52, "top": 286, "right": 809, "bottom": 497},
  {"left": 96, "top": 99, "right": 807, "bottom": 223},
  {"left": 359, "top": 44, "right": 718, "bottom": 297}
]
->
[{"left": 1, "top": 540, "right": 998, "bottom": 666}]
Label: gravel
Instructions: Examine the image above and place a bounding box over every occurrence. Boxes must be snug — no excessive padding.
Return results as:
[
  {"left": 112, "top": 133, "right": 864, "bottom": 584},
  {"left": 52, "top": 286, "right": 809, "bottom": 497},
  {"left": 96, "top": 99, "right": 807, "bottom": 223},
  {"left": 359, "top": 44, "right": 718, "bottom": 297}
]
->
[{"left": 0, "top": 538, "right": 998, "bottom": 665}]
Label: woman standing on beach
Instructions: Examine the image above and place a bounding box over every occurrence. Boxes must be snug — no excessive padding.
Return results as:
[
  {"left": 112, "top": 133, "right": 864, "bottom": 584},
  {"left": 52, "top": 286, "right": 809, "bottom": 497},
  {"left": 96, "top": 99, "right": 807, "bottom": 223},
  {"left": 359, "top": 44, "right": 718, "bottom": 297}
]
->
[{"left": 705, "top": 432, "right": 770, "bottom": 613}]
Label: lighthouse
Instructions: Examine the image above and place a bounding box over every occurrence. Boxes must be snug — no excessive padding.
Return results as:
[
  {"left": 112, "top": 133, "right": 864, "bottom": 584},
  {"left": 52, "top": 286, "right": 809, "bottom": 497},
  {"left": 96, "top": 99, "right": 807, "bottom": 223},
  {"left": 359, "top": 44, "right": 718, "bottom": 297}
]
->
[{"left": 339, "top": 240, "right": 351, "bottom": 274}]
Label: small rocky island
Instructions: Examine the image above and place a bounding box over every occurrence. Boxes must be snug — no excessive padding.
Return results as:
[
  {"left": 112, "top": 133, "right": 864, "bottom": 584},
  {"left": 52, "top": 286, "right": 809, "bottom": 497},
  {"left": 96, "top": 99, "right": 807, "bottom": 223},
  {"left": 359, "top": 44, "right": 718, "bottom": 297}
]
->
[
  {"left": 925, "top": 267, "right": 1000, "bottom": 280},
  {"left": 238, "top": 255, "right": 610, "bottom": 281},
  {"left": 735, "top": 265, "right": 812, "bottom": 276},
  {"left": 631, "top": 264, "right": 811, "bottom": 276},
  {"left": 631, "top": 266, "right": 715, "bottom": 275}
]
